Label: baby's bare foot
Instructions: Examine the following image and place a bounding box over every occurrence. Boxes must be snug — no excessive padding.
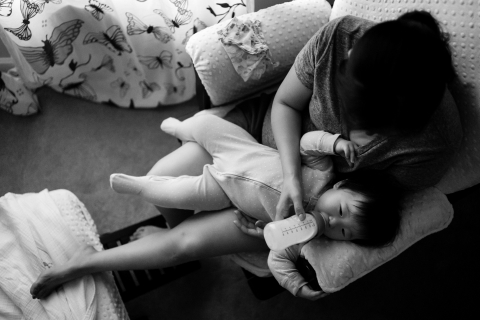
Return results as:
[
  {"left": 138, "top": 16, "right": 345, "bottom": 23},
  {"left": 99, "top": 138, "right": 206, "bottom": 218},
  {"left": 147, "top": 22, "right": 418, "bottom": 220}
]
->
[
  {"left": 130, "top": 226, "right": 167, "bottom": 242},
  {"left": 30, "top": 245, "right": 97, "bottom": 300}
]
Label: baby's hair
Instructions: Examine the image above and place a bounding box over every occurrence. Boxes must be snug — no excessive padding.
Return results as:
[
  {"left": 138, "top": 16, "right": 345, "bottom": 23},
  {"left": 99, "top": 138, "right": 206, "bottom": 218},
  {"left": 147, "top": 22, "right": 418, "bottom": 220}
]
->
[
  {"left": 336, "top": 170, "right": 403, "bottom": 248},
  {"left": 336, "top": 11, "right": 454, "bottom": 135}
]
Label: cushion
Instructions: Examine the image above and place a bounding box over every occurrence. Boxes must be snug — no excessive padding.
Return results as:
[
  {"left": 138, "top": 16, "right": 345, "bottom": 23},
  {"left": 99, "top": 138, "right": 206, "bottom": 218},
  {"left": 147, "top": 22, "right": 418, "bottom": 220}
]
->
[
  {"left": 302, "top": 187, "right": 453, "bottom": 292},
  {"left": 186, "top": 0, "right": 332, "bottom": 106},
  {"left": 330, "top": 0, "right": 480, "bottom": 195}
]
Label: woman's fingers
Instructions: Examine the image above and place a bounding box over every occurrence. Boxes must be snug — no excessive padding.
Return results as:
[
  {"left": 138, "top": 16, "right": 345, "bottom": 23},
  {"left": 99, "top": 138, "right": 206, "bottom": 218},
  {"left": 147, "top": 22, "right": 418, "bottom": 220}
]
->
[
  {"left": 275, "top": 196, "right": 291, "bottom": 221},
  {"left": 233, "top": 210, "right": 265, "bottom": 238},
  {"left": 293, "top": 197, "right": 306, "bottom": 220}
]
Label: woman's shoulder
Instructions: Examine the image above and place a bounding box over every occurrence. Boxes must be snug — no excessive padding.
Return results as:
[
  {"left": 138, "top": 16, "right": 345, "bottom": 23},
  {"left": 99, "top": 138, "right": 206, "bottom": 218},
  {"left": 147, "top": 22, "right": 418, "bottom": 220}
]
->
[{"left": 328, "top": 15, "right": 377, "bottom": 34}]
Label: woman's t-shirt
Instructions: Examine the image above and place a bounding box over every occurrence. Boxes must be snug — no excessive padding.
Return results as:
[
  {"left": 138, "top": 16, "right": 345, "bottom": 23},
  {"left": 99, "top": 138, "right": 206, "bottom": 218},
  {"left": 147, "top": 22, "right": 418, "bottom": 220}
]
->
[{"left": 262, "top": 15, "right": 463, "bottom": 191}]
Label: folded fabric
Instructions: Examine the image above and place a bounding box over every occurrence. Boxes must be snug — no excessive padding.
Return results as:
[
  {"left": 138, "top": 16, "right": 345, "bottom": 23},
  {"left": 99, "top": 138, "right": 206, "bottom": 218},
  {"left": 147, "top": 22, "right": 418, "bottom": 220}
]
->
[
  {"left": 218, "top": 17, "right": 279, "bottom": 82},
  {"left": 0, "top": 70, "right": 39, "bottom": 116},
  {"left": 0, "top": 190, "right": 98, "bottom": 319}
]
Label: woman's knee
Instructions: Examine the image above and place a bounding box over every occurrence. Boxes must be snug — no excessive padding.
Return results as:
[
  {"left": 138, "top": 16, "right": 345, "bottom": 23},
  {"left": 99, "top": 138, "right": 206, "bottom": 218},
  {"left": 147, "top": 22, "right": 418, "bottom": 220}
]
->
[
  {"left": 147, "top": 142, "right": 212, "bottom": 176},
  {"left": 170, "top": 230, "right": 207, "bottom": 262}
]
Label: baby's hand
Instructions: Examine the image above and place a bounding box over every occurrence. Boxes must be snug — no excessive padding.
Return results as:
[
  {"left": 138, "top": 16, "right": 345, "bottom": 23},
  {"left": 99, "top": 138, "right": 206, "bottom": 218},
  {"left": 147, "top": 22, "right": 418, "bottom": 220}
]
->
[{"left": 334, "top": 138, "right": 356, "bottom": 166}]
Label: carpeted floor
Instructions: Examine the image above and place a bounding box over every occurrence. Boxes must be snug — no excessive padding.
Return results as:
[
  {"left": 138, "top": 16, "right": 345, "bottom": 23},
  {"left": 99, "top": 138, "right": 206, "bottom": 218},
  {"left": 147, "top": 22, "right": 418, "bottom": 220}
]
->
[{"left": 1, "top": 87, "right": 477, "bottom": 319}]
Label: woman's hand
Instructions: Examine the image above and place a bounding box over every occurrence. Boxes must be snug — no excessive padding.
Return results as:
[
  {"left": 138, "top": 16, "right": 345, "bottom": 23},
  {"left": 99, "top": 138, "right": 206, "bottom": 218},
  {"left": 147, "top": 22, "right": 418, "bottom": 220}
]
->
[
  {"left": 334, "top": 138, "right": 356, "bottom": 166},
  {"left": 275, "top": 176, "right": 305, "bottom": 221},
  {"left": 297, "top": 285, "right": 330, "bottom": 301},
  {"left": 233, "top": 210, "right": 266, "bottom": 239}
]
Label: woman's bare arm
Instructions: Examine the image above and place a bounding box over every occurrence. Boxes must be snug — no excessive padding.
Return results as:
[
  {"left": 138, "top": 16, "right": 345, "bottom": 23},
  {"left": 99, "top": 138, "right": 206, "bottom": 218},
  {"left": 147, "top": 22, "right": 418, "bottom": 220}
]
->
[{"left": 271, "top": 66, "right": 313, "bottom": 221}]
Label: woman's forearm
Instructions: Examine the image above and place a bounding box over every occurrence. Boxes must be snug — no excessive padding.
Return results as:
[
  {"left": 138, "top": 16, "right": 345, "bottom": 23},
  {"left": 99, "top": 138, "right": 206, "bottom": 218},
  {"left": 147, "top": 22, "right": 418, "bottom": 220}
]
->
[
  {"left": 271, "top": 66, "right": 312, "bottom": 181},
  {"left": 271, "top": 100, "right": 303, "bottom": 180}
]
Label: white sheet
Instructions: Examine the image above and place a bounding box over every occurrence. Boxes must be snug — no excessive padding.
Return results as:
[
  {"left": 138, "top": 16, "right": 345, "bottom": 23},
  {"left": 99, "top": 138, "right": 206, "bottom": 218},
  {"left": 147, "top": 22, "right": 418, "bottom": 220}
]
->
[{"left": 0, "top": 190, "right": 96, "bottom": 320}]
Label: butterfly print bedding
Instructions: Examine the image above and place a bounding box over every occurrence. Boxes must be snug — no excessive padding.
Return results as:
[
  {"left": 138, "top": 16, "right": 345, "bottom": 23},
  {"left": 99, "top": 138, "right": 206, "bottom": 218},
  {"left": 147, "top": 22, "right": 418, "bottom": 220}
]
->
[
  {"left": 0, "top": 0, "right": 247, "bottom": 109},
  {"left": 83, "top": 25, "right": 132, "bottom": 56},
  {"left": 0, "top": 0, "right": 14, "bottom": 17},
  {"left": 18, "top": 19, "right": 84, "bottom": 74},
  {"left": 125, "top": 12, "right": 174, "bottom": 43},
  {"left": 31, "top": 0, "right": 62, "bottom": 14},
  {"left": 4, "top": 0, "right": 41, "bottom": 40},
  {"left": 138, "top": 50, "right": 173, "bottom": 69},
  {"left": 85, "top": 0, "right": 113, "bottom": 21}
]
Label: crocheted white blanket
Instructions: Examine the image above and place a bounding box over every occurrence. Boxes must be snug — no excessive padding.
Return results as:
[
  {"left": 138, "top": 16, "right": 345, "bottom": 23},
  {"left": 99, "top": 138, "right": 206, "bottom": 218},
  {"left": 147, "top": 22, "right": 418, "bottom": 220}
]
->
[{"left": 0, "top": 189, "right": 127, "bottom": 320}]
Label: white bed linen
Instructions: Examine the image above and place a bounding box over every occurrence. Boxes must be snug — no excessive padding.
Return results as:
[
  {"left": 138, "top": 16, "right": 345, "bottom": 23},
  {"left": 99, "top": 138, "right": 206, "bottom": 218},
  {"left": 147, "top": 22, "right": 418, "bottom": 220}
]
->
[{"left": 0, "top": 189, "right": 126, "bottom": 320}]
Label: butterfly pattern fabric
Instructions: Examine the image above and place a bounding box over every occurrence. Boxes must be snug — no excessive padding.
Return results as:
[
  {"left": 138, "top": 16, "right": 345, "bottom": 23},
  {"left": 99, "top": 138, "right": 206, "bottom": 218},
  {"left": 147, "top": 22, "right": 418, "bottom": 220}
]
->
[
  {"left": 0, "top": 0, "right": 14, "bottom": 17},
  {"left": 0, "top": 0, "right": 246, "bottom": 112},
  {"left": 0, "top": 71, "right": 39, "bottom": 115},
  {"left": 18, "top": 19, "right": 84, "bottom": 74}
]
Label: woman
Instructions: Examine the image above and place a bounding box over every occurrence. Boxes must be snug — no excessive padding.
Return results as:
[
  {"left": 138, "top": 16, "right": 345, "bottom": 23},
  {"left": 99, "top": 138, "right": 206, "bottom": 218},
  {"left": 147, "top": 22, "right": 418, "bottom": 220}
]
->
[
  {"left": 265, "top": 10, "right": 462, "bottom": 221},
  {"left": 31, "top": 11, "right": 462, "bottom": 301}
]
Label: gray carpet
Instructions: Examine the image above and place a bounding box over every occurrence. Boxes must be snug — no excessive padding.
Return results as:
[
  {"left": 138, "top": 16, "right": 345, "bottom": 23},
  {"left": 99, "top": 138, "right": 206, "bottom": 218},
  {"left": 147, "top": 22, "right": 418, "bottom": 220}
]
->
[
  {"left": 1, "top": 87, "right": 476, "bottom": 319},
  {"left": 1, "top": 87, "right": 195, "bottom": 234}
]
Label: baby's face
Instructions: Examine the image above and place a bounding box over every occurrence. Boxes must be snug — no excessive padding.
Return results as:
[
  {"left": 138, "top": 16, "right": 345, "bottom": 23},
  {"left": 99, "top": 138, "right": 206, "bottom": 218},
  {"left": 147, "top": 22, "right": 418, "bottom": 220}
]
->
[{"left": 312, "top": 186, "right": 365, "bottom": 241}]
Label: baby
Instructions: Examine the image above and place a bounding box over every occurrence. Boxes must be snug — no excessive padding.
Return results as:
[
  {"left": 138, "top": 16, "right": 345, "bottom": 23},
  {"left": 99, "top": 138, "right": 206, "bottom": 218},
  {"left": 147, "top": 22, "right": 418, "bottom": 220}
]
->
[
  {"left": 112, "top": 114, "right": 399, "bottom": 244},
  {"left": 30, "top": 114, "right": 401, "bottom": 299}
]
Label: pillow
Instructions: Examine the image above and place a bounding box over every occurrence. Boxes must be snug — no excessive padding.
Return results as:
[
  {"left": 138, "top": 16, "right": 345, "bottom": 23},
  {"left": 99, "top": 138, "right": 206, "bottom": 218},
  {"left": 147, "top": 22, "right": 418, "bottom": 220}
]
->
[
  {"left": 302, "top": 187, "right": 453, "bottom": 292},
  {"left": 330, "top": 0, "right": 480, "bottom": 195},
  {"left": 186, "top": 0, "right": 332, "bottom": 106}
]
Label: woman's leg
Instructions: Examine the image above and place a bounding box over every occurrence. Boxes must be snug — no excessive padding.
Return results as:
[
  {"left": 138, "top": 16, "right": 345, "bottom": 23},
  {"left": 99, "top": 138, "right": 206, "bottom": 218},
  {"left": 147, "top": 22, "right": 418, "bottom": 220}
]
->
[
  {"left": 147, "top": 141, "right": 213, "bottom": 227},
  {"left": 30, "top": 207, "right": 268, "bottom": 299}
]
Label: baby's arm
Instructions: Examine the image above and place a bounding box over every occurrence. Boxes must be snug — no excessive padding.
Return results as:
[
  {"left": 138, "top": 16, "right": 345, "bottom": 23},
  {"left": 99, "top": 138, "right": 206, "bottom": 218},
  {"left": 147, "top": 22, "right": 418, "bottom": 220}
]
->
[
  {"left": 268, "top": 244, "right": 309, "bottom": 296},
  {"left": 300, "top": 131, "right": 356, "bottom": 169}
]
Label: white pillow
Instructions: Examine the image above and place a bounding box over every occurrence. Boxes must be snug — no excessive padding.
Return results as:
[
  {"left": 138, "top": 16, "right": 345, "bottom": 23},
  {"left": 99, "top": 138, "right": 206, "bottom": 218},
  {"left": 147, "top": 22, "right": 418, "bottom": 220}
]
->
[
  {"left": 186, "top": 0, "right": 332, "bottom": 106},
  {"left": 302, "top": 187, "right": 453, "bottom": 292}
]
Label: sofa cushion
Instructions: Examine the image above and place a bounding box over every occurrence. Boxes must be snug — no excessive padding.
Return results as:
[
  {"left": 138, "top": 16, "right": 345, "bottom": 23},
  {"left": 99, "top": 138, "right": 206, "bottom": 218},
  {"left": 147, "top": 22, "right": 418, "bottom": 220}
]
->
[{"left": 186, "top": 0, "right": 332, "bottom": 106}]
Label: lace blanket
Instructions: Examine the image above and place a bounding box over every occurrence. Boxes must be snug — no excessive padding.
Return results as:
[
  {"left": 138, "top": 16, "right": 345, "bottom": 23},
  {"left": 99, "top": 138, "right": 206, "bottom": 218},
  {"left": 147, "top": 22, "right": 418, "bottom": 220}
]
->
[{"left": 0, "top": 189, "right": 128, "bottom": 320}]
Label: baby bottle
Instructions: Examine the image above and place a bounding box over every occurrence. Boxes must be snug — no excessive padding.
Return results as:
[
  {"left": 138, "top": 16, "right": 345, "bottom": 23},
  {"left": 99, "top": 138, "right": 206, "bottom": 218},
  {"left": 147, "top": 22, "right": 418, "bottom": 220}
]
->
[{"left": 264, "top": 212, "right": 326, "bottom": 251}]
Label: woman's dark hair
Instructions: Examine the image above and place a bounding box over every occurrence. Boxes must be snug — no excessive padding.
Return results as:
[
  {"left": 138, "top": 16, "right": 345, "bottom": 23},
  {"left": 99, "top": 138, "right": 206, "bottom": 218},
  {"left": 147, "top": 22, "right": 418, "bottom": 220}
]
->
[
  {"left": 336, "top": 11, "right": 455, "bottom": 134},
  {"left": 337, "top": 170, "right": 403, "bottom": 248}
]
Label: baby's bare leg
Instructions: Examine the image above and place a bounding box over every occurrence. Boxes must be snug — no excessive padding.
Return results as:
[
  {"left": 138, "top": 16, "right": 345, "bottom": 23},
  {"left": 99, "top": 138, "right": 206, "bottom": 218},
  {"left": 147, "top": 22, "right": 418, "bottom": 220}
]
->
[{"left": 30, "top": 208, "right": 267, "bottom": 299}]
